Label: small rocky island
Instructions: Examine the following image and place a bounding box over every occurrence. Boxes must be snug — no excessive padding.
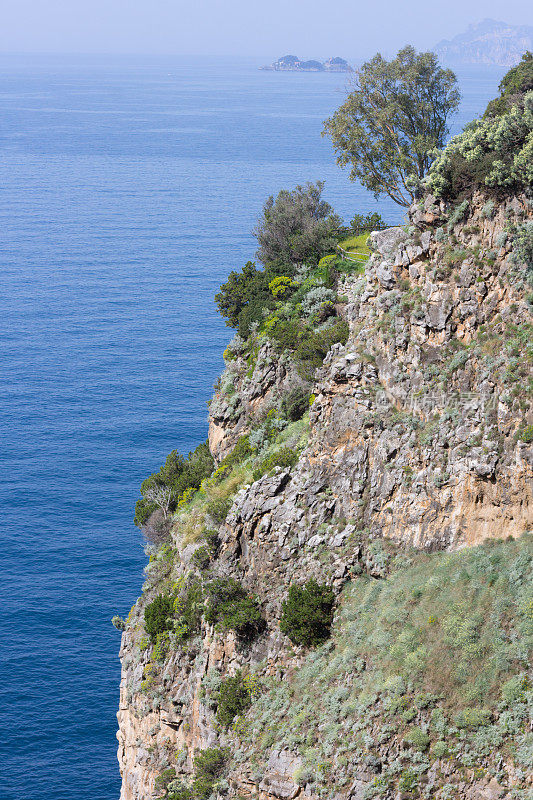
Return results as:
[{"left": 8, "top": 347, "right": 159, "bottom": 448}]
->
[{"left": 260, "top": 55, "right": 353, "bottom": 72}]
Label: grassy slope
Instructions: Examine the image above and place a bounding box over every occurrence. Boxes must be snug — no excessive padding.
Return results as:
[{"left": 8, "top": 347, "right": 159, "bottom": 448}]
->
[{"left": 239, "top": 536, "right": 533, "bottom": 795}]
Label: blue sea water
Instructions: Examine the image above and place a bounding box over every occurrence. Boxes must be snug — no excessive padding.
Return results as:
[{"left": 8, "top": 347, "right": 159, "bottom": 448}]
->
[{"left": 0, "top": 55, "right": 505, "bottom": 800}]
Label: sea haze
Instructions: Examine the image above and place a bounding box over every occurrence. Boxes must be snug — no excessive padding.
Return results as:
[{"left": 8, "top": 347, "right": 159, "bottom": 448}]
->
[{"left": 0, "top": 55, "right": 505, "bottom": 800}]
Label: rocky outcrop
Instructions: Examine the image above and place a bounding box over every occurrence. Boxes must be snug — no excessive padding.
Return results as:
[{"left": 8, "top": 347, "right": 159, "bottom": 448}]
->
[
  {"left": 208, "top": 343, "right": 306, "bottom": 463},
  {"left": 117, "top": 189, "right": 533, "bottom": 800}
]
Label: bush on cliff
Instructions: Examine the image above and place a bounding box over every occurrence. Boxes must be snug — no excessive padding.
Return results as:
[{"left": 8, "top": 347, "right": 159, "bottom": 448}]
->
[
  {"left": 155, "top": 769, "right": 193, "bottom": 800},
  {"left": 280, "top": 386, "right": 311, "bottom": 422},
  {"left": 144, "top": 592, "right": 175, "bottom": 644},
  {"left": 135, "top": 441, "right": 214, "bottom": 528},
  {"left": 192, "top": 747, "right": 229, "bottom": 800},
  {"left": 214, "top": 260, "right": 277, "bottom": 338},
  {"left": 280, "top": 579, "right": 335, "bottom": 647},
  {"left": 215, "top": 669, "right": 253, "bottom": 728},
  {"left": 425, "top": 58, "right": 533, "bottom": 200},
  {"left": 253, "top": 181, "right": 342, "bottom": 268},
  {"left": 484, "top": 51, "right": 533, "bottom": 117},
  {"left": 173, "top": 579, "right": 204, "bottom": 641},
  {"left": 252, "top": 446, "right": 298, "bottom": 481},
  {"left": 295, "top": 318, "right": 349, "bottom": 378},
  {"left": 205, "top": 578, "right": 265, "bottom": 639}
]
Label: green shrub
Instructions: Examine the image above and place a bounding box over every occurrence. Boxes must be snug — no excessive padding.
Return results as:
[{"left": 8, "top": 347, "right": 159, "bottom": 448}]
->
[
  {"left": 173, "top": 580, "right": 204, "bottom": 641},
  {"left": 155, "top": 768, "right": 186, "bottom": 800},
  {"left": 295, "top": 318, "right": 349, "bottom": 379},
  {"left": 192, "top": 747, "right": 229, "bottom": 800},
  {"left": 350, "top": 211, "right": 386, "bottom": 232},
  {"left": 398, "top": 768, "right": 419, "bottom": 792},
  {"left": 484, "top": 51, "right": 533, "bottom": 117},
  {"left": 192, "top": 544, "right": 212, "bottom": 572},
  {"left": 500, "top": 673, "right": 530, "bottom": 705},
  {"left": 454, "top": 707, "right": 492, "bottom": 729},
  {"left": 205, "top": 578, "right": 265, "bottom": 639},
  {"left": 166, "top": 784, "right": 193, "bottom": 800},
  {"left": 404, "top": 726, "right": 430, "bottom": 751},
  {"left": 280, "top": 579, "right": 335, "bottom": 647},
  {"left": 268, "top": 317, "right": 303, "bottom": 352},
  {"left": 153, "top": 631, "right": 170, "bottom": 661},
  {"left": 111, "top": 615, "right": 126, "bottom": 631},
  {"left": 432, "top": 740, "right": 448, "bottom": 758},
  {"left": 425, "top": 88, "right": 533, "bottom": 199},
  {"left": 219, "top": 435, "right": 252, "bottom": 468},
  {"left": 215, "top": 260, "right": 276, "bottom": 338},
  {"left": 512, "top": 221, "right": 533, "bottom": 287},
  {"left": 281, "top": 386, "right": 311, "bottom": 422},
  {"left": 216, "top": 670, "right": 253, "bottom": 728},
  {"left": 269, "top": 275, "right": 295, "bottom": 298},
  {"left": 135, "top": 442, "right": 214, "bottom": 528},
  {"left": 144, "top": 593, "right": 175, "bottom": 644},
  {"left": 252, "top": 447, "right": 298, "bottom": 481},
  {"left": 192, "top": 532, "right": 219, "bottom": 571},
  {"left": 206, "top": 496, "right": 233, "bottom": 525},
  {"left": 517, "top": 424, "right": 533, "bottom": 444}
]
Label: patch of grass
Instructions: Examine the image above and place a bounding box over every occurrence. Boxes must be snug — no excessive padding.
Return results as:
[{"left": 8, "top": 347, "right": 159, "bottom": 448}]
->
[{"left": 240, "top": 536, "right": 532, "bottom": 792}]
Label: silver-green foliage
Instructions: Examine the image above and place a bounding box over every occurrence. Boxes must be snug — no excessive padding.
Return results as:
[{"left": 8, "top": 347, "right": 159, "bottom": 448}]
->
[{"left": 425, "top": 91, "right": 533, "bottom": 197}]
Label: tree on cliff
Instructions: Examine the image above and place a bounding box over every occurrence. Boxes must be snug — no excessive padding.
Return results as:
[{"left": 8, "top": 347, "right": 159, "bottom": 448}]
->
[
  {"left": 323, "top": 46, "right": 460, "bottom": 207},
  {"left": 253, "top": 181, "right": 342, "bottom": 267}
]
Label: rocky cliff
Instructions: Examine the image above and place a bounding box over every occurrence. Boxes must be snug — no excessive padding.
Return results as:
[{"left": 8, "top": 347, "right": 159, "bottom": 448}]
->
[{"left": 116, "top": 181, "right": 532, "bottom": 800}]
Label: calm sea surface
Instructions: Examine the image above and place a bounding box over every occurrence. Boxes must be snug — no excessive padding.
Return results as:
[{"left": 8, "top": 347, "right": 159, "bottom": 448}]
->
[{"left": 0, "top": 55, "right": 505, "bottom": 800}]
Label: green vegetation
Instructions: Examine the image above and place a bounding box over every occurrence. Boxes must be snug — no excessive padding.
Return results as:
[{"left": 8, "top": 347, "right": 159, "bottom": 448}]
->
[
  {"left": 173, "top": 579, "right": 204, "bottom": 642},
  {"left": 214, "top": 260, "right": 275, "bottom": 339},
  {"left": 144, "top": 593, "right": 175, "bottom": 644},
  {"left": 253, "top": 181, "right": 342, "bottom": 268},
  {"left": 205, "top": 578, "right": 265, "bottom": 639},
  {"left": 215, "top": 670, "right": 254, "bottom": 728},
  {"left": 349, "top": 211, "right": 385, "bottom": 232},
  {"left": 324, "top": 46, "right": 460, "bottom": 206},
  {"left": 268, "top": 317, "right": 349, "bottom": 380},
  {"left": 280, "top": 579, "right": 335, "bottom": 647},
  {"left": 242, "top": 537, "right": 532, "bottom": 794},
  {"left": 215, "top": 182, "right": 346, "bottom": 340},
  {"left": 426, "top": 58, "right": 533, "bottom": 200},
  {"left": 111, "top": 614, "right": 126, "bottom": 631},
  {"left": 155, "top": 769, "right": 193, "bottom": 800},
  {"left": 484, "top": 51, "right": 533, "bottom": 117},
  {"left": 404, "top": 726, "right": 430, "bottom": 751},
  {"left": 191, "top": 530, "right": 219, "bottom": 571},
  {"left": 280, "top": 386, "right": 311, "bottom": 422},
  {"left": 192, "top": 747, "right": 229, "bottom": 800},
  {"left": 252, "top": 446, "right": 298, "bottom": 481},
  {"left": 135, "top": 442, "right": 214, "bottom": 529}
]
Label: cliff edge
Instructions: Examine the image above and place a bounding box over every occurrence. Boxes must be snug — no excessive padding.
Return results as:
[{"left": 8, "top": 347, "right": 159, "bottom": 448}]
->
[{"left": 116, "top": 86, "right": 533, "bottom": 800}]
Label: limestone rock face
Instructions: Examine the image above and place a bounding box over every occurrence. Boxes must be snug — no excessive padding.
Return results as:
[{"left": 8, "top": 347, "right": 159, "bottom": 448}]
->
[{"left": 118, "top": 190, "right": 533, "bottom": 800}]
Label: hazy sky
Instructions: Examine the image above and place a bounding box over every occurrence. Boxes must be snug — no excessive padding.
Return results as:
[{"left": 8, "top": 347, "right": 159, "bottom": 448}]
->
[{"left": 1, "top": 0, "right": 531, "bottom": 57}]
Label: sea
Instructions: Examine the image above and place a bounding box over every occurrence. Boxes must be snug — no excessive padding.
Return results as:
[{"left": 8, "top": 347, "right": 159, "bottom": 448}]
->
[{"left": 0, "top": 54, "right": 506, "bottom": 800}]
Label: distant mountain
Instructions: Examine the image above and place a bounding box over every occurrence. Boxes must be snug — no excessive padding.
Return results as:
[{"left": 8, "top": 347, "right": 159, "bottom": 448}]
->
[
  {"left": 260, "top": 55, "right": 353, "bottom": 73},
  {"left": 435, "top": 18, "right": 533, "bottom": 66}
]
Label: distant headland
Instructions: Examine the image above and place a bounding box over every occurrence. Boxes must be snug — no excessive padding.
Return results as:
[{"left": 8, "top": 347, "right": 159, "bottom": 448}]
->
[
  {"left": 435, "top": 18, "right": 533, "bottom": 66},
  {"left": 260, "top": 55, "right": 353, "bottom": 72}
]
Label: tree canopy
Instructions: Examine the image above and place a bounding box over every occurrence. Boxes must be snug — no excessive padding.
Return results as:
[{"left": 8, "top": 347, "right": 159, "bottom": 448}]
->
[
  {"left": 323, "top": 46, "right": 460, "bottom": 207},
  {"left": 484, "top": 51, "right": 533, "bottom": 118},
  {"left": 253, "top": 181, "right": 342, "bottom": 266}
]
